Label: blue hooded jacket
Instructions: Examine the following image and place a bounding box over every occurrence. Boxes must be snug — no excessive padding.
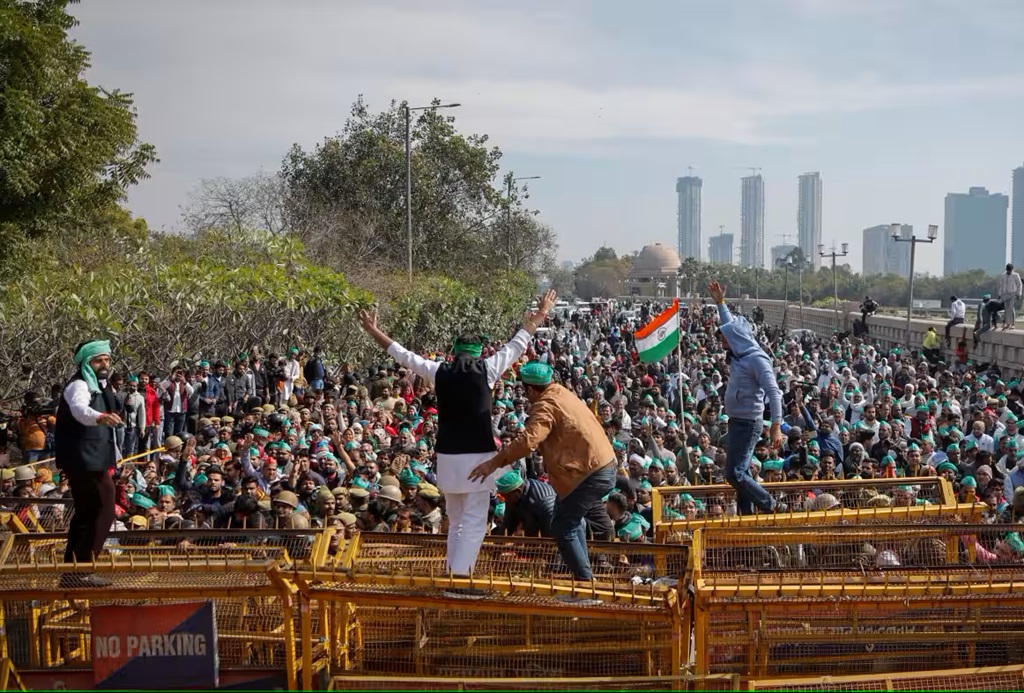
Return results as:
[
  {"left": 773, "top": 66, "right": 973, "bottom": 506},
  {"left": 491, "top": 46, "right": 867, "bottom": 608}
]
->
[{"left": 717, "top": 304, "right": 783, "bottom": 424}]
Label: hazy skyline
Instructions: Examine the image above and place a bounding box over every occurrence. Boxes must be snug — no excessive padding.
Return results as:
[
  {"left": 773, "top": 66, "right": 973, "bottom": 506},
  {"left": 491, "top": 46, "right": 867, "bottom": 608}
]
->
[{"left": 70, "top": 0, "right": 1024, "bottom": 275}]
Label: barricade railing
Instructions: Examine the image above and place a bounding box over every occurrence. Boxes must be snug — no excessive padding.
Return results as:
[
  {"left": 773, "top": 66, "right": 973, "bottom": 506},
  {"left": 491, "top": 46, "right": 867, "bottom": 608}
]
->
[
  {"left": 0, "top": 498, "right": 73, "bottom": 534},
  {"left": 328, "top": 673, "right": 740, "bottom": 690},
  {"left": 0, "top": 555, "right": 307, "bottom": 690},
  {"left": 651, "top": 478, "right": 966, "bottom": 542},
  {"left": 692, "top": 522, "right": 1024, "bottom": 592},
  {"left": 744, "top": 664, "right": 1024, "bottom": 691},
  {"left": 313, "top": 532, "right": 687, "bottom": 602}
]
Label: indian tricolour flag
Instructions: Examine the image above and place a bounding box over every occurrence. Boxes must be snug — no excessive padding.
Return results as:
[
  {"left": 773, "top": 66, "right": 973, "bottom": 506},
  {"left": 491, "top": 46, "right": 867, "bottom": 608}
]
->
[{"left": 634, "top": 299, "right": 680, "bottom": 364}]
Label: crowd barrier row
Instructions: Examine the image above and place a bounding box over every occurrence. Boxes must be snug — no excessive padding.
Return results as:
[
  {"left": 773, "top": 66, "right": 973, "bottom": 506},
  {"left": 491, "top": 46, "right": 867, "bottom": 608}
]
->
[{"left": 0, "top": 475, "right": 1016, "bottom": 690}]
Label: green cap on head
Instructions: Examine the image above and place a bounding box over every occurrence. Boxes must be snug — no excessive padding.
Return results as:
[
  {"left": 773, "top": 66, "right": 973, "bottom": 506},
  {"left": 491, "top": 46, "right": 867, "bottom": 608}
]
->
[
  {"left": 495, "top": 470, "right": 524, "bottom": 494},
  {"left": 397, "top": 469, "right": 420, "bottom": 487},
  {"left": 132, "top": 493, "right": 156, "bottom": 509},
  {"left": 762, "top": 459, "right": 784, "bottom": 472},
  {"left": 961, "top": 476, "right": 977, "bottom": 488},
  {"left": 520, "top": 361, "right": 554, "bottom": 386}
]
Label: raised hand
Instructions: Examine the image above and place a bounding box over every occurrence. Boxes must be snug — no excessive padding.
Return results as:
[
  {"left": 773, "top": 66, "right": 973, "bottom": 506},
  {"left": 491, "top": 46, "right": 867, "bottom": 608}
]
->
[
  {"left": 357, "top": 309, "right": 378, "bottom": 333},
  {"left": 707, "top": 281, "right": 726, "bottom": 304}
]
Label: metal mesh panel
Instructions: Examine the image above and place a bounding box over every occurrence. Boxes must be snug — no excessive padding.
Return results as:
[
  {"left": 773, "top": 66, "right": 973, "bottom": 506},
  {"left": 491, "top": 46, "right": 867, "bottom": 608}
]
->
[
  {"left": 748, "top": 665, "right": 1024, "bottom": 691},
  {"left": 701, "top": 595, "right": 1024, "bottom": 677},
  {"left": 657, "top": 479, "right": 951, "bottom": 520},
  {"left": 0, "top": 529, "right": 321, "bottom": 569},
  {"left": 338, "top": 533, "right": 687, "bottom": 585},
  {"left": 0, "top": 497, "right": 74, "bottom": 533},
  {"left": 329, "top": 675, "right": 739, "bottom": 690},
  {"left": 695, "top": 524, "right": 1024, "bottom": 588},
  {"left": 19, "top": 596, "right": 301, "bottom": 670},
  {"left": 348, "top": 605, "right": 674, "bottom": 678}
]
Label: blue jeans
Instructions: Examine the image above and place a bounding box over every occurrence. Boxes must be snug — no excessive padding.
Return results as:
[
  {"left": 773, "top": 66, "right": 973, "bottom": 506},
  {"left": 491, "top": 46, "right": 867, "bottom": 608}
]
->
[
  {"left": 724, "top": 417, "right": 776, "bottom": 515},
  {"left": 552, "top": 463, "right": 616, "bottom": 580},
  {"left": 309, "top": 379, "right": 324, "bottom": 391}
]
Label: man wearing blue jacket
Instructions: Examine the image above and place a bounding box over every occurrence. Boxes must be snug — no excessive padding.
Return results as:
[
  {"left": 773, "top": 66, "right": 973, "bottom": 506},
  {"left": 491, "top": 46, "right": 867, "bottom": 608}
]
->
[{"left": 708, "top": 281, "right": 785, "bottom": 514}]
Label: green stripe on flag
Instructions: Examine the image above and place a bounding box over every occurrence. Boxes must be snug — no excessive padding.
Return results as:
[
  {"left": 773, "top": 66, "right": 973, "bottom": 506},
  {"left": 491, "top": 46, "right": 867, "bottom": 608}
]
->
[{"left": 638, "top": 328, "right": 680, "bottom": 363}]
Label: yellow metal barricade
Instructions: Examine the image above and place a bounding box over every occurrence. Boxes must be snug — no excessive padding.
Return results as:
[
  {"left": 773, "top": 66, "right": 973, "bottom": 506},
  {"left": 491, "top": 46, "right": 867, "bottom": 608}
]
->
[{"left": 691, "top": 523, "right": 1024, "bottom": 677}]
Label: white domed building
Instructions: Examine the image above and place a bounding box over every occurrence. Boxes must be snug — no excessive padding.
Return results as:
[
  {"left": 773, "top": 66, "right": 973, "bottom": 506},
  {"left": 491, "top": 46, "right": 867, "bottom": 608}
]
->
[{"left": 628, "top": 243, "right": 681, "bottom": 297}]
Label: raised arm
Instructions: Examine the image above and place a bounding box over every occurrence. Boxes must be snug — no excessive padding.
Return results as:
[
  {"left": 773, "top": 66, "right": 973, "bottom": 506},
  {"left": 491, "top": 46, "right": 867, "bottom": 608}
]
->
[
  {"left": 486, "top": 289, "right": 558, "bottom": 385},
  {"left": 357, "top": 308, "right": 440, "bottom": 384}
]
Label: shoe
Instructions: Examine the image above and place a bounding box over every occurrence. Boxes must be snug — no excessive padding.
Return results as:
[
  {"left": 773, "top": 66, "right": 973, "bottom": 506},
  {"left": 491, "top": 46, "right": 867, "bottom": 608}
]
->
[
  {"left": 59, "top": 573, "right": 112, "bottom": 589},
  {"left": 773, "top": 502, "right": 789, "bottom": 513}
]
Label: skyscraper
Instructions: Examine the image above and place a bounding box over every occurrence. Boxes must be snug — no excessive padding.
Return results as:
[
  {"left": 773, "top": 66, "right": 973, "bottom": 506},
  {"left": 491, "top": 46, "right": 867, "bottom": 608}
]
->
[
  {"left": 770, "top": 244, "right": 798, "bottom": 268},
  {"left": 709, "top": 233, "right": 734, "bottom": 265},
  {"left": 797, "top": 172, "right": 822, "bottom": 269},
  {"left": 740, "top": 174, "right": 764, "bottom": 268},
  {"left": 943, "top": 187, "right": 1009, "bottom": 275},
  {"left": 862, "top": 224, "right": 911, "bottom": 276},
  {"left": 1013, "top": 166, "right": 1024, "bottom": 268},
  {"left": 676, "top": 176, "right": 702, "bottom": 261}
]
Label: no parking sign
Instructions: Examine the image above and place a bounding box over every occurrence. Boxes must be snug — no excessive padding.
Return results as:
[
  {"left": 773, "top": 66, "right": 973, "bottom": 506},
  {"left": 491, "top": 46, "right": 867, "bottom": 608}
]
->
[{"left": 91, "top": 601, "right": 218, "bottom": 689}]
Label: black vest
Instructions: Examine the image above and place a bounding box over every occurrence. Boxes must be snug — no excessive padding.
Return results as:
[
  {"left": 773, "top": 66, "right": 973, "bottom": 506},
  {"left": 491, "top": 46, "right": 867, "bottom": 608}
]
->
[
  {"left": 434, "top": 354, "right": 496, "bottom": 455},
  {"left": 55, "top": 375, "right": 117, "bottom": 473}
]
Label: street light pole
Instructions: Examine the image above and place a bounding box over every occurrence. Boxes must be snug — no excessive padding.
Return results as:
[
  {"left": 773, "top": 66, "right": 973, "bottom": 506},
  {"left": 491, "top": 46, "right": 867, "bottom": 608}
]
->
[
  {"left": 506, "top": 174, "right": 541, "bottom": 268},
  {"left": 891, "top": 223, "right": 939, "bottom": 347},
  {"left": 405, "top": 101, "right": 461, "bottom": 281},
  {"left": 778, "top": 257, "right": 791, "bottom": 330},
  {"left": 818, "top": 242, "right": 850, "bottom": 333}
]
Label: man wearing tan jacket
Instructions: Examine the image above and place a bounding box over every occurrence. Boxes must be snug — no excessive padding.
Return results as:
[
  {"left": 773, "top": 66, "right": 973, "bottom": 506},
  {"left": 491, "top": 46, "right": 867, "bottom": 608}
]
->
[{"left": 469, "top": 362, "right": 615, "bottom": 583}]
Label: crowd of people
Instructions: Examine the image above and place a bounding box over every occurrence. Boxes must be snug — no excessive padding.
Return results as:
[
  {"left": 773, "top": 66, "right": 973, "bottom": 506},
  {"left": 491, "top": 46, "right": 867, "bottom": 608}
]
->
[{"left": 3, "top": 283, "right": 1024, "bottom": 565}]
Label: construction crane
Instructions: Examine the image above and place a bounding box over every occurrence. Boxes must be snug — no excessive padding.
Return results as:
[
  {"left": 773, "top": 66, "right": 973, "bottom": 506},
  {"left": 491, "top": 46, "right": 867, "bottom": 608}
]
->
[
  {"left": 719, "top": 225, "right": 726, "bottom": 236},
  {"left": 735, "top": 166, "right": 762, "bottom": 176}
]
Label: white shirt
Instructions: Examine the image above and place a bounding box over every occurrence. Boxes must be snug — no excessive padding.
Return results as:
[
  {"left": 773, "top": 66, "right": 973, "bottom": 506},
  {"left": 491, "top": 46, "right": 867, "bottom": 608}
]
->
[
  {"left": 386, "top": 329, "right": 532, "bottom": 389},
  {"left": 63, "top": 379, "right": 122, "bottom": 459},
  {"left": 950, "top": 299, "right": 966, "bottom": 320},
  {"left": 285, "top": 358, "right": 300, "bottom": 383},
  {"left": 64, "top": 379, "right": 107, "bottom": 426}
]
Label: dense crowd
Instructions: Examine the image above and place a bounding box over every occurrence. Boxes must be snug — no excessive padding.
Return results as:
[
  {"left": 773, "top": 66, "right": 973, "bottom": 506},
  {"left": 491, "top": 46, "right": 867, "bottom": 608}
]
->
[{"left": 3, "top": 292, "right": 1024, "bottom": 556}]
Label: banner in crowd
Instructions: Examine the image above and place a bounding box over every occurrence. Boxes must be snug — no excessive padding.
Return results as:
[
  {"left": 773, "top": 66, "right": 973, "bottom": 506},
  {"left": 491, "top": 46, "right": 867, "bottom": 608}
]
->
[{"left": 91, "top": 601, "right": 218, "bottom": 689}]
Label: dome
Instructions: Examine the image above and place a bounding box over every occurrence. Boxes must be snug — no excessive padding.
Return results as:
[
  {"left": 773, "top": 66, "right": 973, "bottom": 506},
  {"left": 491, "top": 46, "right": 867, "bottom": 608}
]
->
[{"left": 631, "top": 243, "right": 681, "bottom": 275}]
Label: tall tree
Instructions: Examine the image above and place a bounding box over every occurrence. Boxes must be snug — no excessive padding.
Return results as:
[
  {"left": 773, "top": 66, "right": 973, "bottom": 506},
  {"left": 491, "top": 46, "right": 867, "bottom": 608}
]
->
[
  {"left": 0, "top": 0, "right": 157, "bottom": 277},
  {"left": 280, "top": 96, "right": 554, "bottom": 280}
]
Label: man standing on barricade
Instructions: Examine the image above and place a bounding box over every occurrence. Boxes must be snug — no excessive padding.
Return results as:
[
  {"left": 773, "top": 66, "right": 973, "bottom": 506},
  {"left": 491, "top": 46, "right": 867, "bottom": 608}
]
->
[
  {"left": 707, "top": 281, "right": 786, "bottom": 514},
  {"left": 54, "top": 340, "right": 122, "bottom": 587},
  {"left": 357, "top": 290, "right": 556, "bottom": 584}
]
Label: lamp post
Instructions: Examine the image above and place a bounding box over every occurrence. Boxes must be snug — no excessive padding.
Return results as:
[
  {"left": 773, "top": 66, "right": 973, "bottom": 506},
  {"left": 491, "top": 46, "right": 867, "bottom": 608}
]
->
[
  {"left": 405, "top": 101, "right": 461, "bottom": 281},
  {"left": 777, "top": 256, "right": 792, "bottom": 330},
  {"left": 506, "top": 174, "right": 541, "bottom": 268},
  {"left": 891, "top": 223, "right": 939, "bottom": 347},
  {"left": 818, "top": 242, "right": 850, "bottom": 333}
]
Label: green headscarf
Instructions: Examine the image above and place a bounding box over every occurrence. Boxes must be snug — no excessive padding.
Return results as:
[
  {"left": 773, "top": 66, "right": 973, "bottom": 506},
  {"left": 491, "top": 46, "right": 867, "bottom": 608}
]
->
[
  {"left": 452, "top": 337, "right": 483, "bottom": 358},
  {"left": 74, "top": 340, "right": 111, "bottom": 394}
]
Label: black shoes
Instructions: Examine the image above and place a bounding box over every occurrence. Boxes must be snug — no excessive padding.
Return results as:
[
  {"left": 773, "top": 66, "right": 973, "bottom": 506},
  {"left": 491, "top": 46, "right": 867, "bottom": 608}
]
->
[{"left": 59, "top": 573, "right": 113, "bottom": 589}]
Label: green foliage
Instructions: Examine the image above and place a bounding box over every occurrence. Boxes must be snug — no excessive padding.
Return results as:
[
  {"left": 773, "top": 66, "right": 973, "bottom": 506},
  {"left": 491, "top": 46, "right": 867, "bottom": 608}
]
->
[
  {"left": 0, "top": 229, "right": 370, "bottom": 398},
  {"left": 280, "top": 96, "right": 555, "bottom": 279},
  {"left": 0, "top": 0, "right": 157, "bottom": 278},
  {"left": 372, "top": 271, "right": 535, "bottom": 354},
  {"left": 692, "top": 259, "right": 1002, "bottom": 308},
  {"left": 574, "top": 248, "right": 632, "bottom": 298}
]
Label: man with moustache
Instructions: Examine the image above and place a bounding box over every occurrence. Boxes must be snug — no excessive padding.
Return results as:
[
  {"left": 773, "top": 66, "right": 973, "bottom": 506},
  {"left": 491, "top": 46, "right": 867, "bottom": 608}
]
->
[{"left": 54, "top": 340, "right": 123, "bottom": 587}]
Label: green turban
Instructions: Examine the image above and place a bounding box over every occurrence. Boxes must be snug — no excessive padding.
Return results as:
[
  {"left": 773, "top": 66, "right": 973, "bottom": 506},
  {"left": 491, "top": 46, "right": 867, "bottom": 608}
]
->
[
  {"left": 936, "top": 461, "right": 958, "bottom": 474},
  {"left": 397, "top": 469, "right": 420, "bottom": 487},
  {"left": 74, "top": 340, "right": 112, "bottom": 394},
  {"left": 156, "top": 485, "right": 176, "bottom": 498},
  {"left": 762, "top": 459, "right": 784, "bottom": 472},
  {"left": 961, "top": 476, "right": 977, "bottom": 488},
  {"left": 520, "top": 362, "right": 553, "bottom": 386}
]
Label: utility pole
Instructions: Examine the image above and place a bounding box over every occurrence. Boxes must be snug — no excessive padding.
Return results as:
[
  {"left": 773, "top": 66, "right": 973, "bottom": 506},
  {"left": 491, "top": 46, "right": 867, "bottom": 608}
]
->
[
  {"left": 892, "top": 224, "right": 939, "bottom": 347},
  {"left": 819, "top": 243, "right": 850, "bottom": 333}
]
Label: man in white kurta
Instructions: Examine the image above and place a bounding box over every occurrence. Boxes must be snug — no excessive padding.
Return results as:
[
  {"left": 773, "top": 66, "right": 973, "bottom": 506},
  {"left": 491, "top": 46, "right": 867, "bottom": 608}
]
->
[{"left": 357, "top": 290, "right": 555, "bottom": 576}]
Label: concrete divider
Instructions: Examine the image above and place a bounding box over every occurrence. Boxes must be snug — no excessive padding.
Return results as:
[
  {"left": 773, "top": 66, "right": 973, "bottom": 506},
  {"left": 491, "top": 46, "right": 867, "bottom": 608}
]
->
[{"left": 737, "top": 298, "right": 1024, "bottom": 374}]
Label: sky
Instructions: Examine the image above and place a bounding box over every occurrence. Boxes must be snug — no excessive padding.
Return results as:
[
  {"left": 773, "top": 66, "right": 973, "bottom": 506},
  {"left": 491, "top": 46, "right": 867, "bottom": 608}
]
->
[{"left": 70, "top": 0, "right": 1024, "bottom": 275}]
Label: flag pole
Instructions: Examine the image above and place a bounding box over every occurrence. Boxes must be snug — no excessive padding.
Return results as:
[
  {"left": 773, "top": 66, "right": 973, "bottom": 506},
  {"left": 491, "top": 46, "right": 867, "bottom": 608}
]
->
[{"left": 675, "top": 280, "right": 690, "bottom": 484}]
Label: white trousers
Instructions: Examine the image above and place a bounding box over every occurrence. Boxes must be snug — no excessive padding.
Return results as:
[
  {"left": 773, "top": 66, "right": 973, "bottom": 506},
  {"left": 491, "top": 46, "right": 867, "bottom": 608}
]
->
[{"left": 444, "top": 490, "right": 491, "bottom": 576}]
